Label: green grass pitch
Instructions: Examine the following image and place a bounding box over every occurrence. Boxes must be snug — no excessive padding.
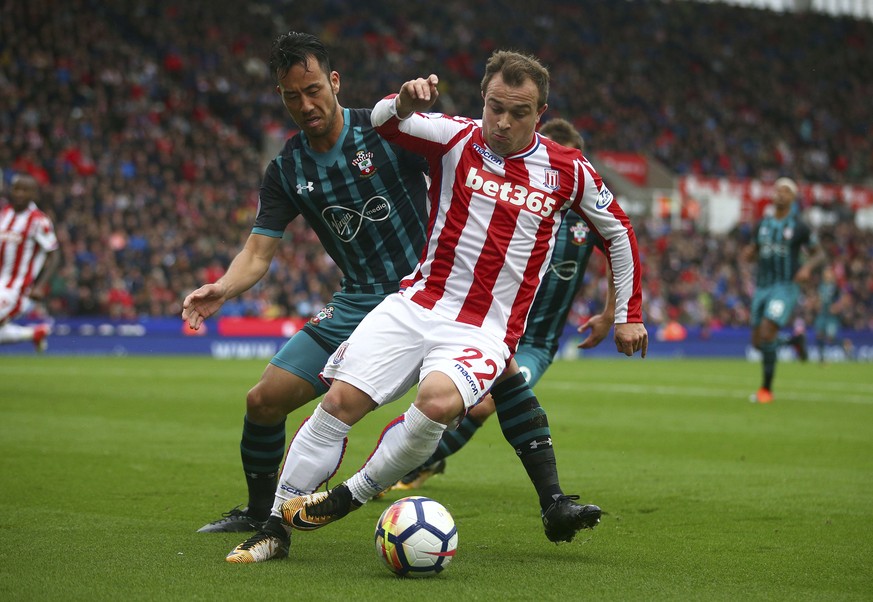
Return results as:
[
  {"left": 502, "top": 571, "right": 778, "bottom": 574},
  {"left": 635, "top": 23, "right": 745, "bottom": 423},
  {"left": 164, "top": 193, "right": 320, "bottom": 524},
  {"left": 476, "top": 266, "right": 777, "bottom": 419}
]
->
[{"left": 1, "top": 356, "right": 871, "bottom": 600}]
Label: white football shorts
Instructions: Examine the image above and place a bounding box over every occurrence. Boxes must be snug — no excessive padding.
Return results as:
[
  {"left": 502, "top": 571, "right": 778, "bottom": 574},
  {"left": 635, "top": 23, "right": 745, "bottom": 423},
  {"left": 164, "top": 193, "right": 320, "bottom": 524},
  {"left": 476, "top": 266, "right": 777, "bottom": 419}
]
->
[{"left": 321, "top": 293, "right": 510, "bottom": 409}]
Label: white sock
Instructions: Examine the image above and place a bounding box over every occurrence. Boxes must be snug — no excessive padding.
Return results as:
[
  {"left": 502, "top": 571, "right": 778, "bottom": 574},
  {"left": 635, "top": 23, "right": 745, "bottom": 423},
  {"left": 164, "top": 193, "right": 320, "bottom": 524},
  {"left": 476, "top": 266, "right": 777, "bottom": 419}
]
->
[
  {"left": 346, "top": 404, "right": 447, "bottom": 503},
  {"left": 0, "top": 324, "right": 34, "bottom": 344},
  {"left": 270, "top": 403, "right": 351, "bottom": 517}
]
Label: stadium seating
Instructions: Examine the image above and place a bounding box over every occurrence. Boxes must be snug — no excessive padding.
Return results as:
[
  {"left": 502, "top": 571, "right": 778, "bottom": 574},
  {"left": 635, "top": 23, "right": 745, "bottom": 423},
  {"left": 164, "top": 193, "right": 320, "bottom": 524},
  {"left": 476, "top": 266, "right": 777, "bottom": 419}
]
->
[{"left": 2, "top": 0, "right": 870, "bottom": 331}]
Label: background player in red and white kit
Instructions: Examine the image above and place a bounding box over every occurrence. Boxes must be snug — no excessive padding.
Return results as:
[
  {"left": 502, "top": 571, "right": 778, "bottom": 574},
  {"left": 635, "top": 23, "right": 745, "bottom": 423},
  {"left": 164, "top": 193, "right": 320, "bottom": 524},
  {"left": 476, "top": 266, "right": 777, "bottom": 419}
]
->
[
  {"left": 0, "top": 174, "right": 58, "bottom": 352},
  {"left": 227, "top": 50, "right": 647, "bottom": 564}
]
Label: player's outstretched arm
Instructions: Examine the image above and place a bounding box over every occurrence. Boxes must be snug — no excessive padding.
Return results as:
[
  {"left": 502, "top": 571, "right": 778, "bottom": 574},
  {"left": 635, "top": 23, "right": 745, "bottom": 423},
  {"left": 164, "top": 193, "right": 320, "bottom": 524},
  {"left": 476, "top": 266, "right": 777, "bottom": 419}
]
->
[
  {"left": 578, "top": 267, "right": 616, "bottom": 349},
  {"left": 614, "top": 322, "right": 648, "bottom": 358},
  {"left": 395, "top": 74, "right": 439, "bottom": 119},
  {"left": 182, "top": 233, "right": 280, "bottom": 330}
]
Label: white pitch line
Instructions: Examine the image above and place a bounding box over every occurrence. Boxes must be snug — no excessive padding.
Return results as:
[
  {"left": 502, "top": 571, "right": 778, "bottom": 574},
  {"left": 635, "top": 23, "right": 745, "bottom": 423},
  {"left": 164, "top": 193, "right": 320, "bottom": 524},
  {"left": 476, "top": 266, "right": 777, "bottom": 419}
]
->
[
  {"left": 541, "top": 380, "right": 873, "bottom": 405},
  {"left": 0, "top": 365, "right": 232, "bottom": 380},
  {"left": 633, "top": 373, "right": 873, "bottom": 394}
]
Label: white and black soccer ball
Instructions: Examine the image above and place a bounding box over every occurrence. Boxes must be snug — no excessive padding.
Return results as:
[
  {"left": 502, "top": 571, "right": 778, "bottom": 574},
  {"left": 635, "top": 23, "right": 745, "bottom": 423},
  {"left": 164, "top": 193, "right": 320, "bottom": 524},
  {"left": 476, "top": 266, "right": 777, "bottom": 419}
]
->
[{"left": 374, "top": 496, "right": 458, "bottom": 577}]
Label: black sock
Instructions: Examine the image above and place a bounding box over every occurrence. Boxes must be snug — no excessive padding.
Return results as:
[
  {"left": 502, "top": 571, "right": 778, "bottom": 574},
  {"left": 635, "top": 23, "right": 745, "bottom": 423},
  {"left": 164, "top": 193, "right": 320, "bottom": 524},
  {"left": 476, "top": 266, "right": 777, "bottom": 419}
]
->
[
  {"left": 240, "top": 416, "right": 286, "bottom": 521},
  {"left": 491, "top": 372, "right": 562, "bottom": 512},
  {"left": 761, "top": 343, "right": 777, "bottom": 390}
]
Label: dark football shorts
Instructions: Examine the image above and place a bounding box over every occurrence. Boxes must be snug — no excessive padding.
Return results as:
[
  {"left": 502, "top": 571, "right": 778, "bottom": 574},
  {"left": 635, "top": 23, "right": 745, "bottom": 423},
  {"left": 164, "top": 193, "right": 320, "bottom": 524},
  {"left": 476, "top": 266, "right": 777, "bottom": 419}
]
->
[{"left": 270, "top": 291, "right": 389, "bottom": 395}]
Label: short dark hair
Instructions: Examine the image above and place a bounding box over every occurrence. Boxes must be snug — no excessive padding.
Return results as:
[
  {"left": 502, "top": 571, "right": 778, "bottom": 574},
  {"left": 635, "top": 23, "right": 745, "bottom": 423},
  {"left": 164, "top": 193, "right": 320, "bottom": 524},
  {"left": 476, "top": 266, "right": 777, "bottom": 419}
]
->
[
  {"left": 539, "top": 118, "right": 584, "bottom": 152},
  {"left": 269, "top": 31, "right": 332, "bottom": 82},
  {"left": 481, "top": 50, "right": 550, "bottom": 107}
]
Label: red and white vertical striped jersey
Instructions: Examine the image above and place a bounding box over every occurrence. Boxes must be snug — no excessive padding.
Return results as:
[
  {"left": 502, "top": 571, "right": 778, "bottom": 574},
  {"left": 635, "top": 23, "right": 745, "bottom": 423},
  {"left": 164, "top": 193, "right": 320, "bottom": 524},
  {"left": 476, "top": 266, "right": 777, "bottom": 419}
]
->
[
  {"left": 0, "top": 202, "right": 59, "bottom": 294},
  {"left": 372, "top": 96, "right": 642, "bottom": 351}
]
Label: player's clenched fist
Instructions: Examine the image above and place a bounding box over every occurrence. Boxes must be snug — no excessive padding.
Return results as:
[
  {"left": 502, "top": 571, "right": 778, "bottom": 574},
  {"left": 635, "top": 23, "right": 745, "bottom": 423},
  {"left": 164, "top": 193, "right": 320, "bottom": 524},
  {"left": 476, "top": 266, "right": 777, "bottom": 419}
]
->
[
  {"left": 395, "top": 74, "right": 439, "bottom": 118},
  {"left": 614, "top": 322, "right": 648, "bottom": 358}
]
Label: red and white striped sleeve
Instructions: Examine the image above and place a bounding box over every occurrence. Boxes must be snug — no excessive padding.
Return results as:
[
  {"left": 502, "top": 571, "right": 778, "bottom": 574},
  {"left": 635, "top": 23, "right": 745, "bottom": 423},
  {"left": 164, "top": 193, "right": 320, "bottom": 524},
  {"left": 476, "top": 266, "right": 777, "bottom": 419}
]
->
[
  {"left": 371, "top": 95, "right": 472, "bottom": 160},
  {"left": 569, "top": 157, "right": 643, "bottom": 324},
  {"left": 32, "top": 211, "right": 59, "bottom": 252}
]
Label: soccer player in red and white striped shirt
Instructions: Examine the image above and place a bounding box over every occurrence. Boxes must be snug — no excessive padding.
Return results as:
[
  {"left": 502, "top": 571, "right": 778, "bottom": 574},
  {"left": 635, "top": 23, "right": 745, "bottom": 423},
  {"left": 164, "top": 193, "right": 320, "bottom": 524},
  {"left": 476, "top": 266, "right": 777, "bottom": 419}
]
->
[
  {"left": 0, "top": 174, "right": 59, "bottom": 352},
  {"left": 228, "top": 51, "right": 647, "bottom": 563}
]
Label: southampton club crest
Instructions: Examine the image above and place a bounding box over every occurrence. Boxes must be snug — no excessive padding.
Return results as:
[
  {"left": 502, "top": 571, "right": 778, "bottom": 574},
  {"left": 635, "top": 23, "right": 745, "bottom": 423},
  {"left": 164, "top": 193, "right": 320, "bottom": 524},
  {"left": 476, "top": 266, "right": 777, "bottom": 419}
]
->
[
  {"left": 570, "top": 220, "right": 589, "bottom": 245},
  {"left": 352, "top": 150, "right": 377, "bottom": 177},
  {"left": 309, "top": 305, "right": 334, "bottom": 326}
]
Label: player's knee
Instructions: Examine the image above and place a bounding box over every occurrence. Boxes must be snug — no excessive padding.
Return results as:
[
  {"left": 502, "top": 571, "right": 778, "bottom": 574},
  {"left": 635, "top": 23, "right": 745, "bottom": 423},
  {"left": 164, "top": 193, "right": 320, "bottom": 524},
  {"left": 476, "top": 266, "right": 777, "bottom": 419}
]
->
[
  {"left": 415, "top": 373, "right": 465, "bottom": 425},
  {"left": 246, "top": 384, "right": 301, "bottom": 423},
  {"left": 245, "top": 386, "right": 281, "bottom": 422},
  {"left": 756, "top": 321, "right": 779, "bottom": 344},
  {"left": 414, "top": 394, "right": 464, "bottom": 426},
  {"left": 320, "top": 382, "right": 375, "bottom": 425},
  {"left": 319, "top": 389, "right": 344, "bottom": 417},
  {"left": 248, "top": 369, "right": 318, "bottom": 420},
  {"left": 759, "top": 332, "right": 778, "bottom": 346}
]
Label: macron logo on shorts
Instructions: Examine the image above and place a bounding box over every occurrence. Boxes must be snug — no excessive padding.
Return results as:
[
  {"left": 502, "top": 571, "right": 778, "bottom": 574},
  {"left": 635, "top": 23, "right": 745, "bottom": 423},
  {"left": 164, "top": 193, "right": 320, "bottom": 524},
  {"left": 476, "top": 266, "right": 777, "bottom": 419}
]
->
[{"left": 453, "top": 362, "right": 481, "bottom": 397}]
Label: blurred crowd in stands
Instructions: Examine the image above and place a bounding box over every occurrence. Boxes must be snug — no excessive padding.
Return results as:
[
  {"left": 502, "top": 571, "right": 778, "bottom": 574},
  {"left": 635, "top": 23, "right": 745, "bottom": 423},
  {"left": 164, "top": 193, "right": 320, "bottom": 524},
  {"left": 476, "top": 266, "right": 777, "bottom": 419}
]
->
[
  {"left": 2, "top": 0, "right": 871, "bottom": 332},
  {"left": 574, "top": 219, "right": 873, "bottom": 334}
]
